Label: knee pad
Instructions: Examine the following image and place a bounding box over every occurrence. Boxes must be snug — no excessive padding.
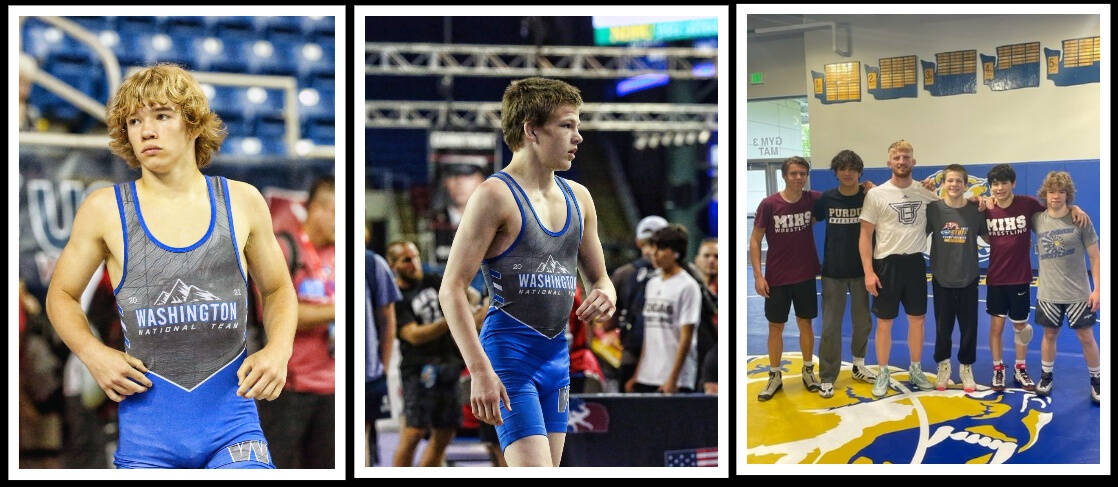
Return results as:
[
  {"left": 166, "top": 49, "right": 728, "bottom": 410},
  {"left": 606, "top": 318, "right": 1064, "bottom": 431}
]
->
[{"left": 1014, "top": 323, "right": 1034, "bottom": 346}]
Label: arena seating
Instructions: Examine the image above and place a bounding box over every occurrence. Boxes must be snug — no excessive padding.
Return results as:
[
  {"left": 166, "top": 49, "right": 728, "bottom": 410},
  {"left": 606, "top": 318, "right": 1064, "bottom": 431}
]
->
[{"left": 20, "top": 16, "right": 335, "bottom": 155}]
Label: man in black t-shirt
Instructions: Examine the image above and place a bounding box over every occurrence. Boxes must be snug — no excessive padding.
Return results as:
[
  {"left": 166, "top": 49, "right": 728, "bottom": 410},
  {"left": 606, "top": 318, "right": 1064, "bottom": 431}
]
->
[
  {"left": 386, "top": 241, "right": 485, "bottom": 466},
  {"left": 812, "top": 150, "right": 877, "bottom": 398}
]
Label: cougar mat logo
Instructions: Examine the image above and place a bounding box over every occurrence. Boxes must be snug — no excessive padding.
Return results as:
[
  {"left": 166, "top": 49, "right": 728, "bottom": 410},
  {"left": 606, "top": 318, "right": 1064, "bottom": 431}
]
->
[{"left": 747, "top": 354, "right": 1054, "bottom": 464}]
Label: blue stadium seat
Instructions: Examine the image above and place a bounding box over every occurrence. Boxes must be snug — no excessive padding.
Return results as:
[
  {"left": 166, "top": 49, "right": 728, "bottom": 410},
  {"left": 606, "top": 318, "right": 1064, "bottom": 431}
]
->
[
  {"left": 220, "top": 113, "right": 253, "bottom": 138},
  {"left": 69, "top": 16, "right": 111, "bottom": 34},
  {"left": 213, "top": 16, "right": 256, "bottom": 40},
  {"left": 297, "top": 87, "right": 333, "bottom": 128},
  {"left": 105, "top": 31, "right": 144, "bottom": 67},
  {"left": 165, "top": 16, "right": 206, "bottom": 38},
  {"left": 308, "top": 120, "right": 334, "bottom": 146},
  {"left": 308, "top": 74, "right": 335, "bottom": 94},
  {"left": 300, "top": 16, "right": 334, "bottom": 37},
  {"left": 249, "top": 39, "right": 297, "bottom": 76},
  {"left": 260, "top": 137, "right": 287, "bottom": 156},
  {"left": 255, "top": 114, "right": 287, "bottom": 138},
  {"left": 206, "top": 38, "right": 249, "bottom": 73},
  {"left": 295, "top": 42, "right": 333, "bottom": 79},
  {"left": 191, "top": 36, "right": 226, "bottom": 72},
  {"left": 116, "top": 16, "right": 159, "bottom": 36},
  {"left": 254, "top": 16, "right": 302, "bottom": 41},
  {"left": 242, "top": 87, "right": 285, "bottom": 120}
]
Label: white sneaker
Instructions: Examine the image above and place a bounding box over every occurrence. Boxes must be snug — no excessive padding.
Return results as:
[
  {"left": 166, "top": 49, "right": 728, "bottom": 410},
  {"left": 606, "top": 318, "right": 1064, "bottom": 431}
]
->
[
  {"left": 935, "top": 360, "right": 951, "bottom": 391},
  {"left": 960, "top": 364, "right": 976, "bottom": 393},
  {"left": 909, "top": 363, "right": 935, "bottom": 391},
  {"left": 872, "top": 369, "right": 891, "bottom": 398},
  {"left": 819, "top": 382, "right": 834, "bottom": 398}
]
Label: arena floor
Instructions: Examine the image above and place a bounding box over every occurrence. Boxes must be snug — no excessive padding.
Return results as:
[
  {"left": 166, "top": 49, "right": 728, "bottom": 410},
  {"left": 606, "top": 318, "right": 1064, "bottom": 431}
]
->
[{"left": 744, "top": 268, "right": 1102, "bottom": 464}]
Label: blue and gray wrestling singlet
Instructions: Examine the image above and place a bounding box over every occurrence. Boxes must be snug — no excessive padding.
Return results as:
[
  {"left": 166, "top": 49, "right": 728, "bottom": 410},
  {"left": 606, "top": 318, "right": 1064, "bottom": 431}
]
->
[
  {"left": 112, "top": 176, "right": 273, "bottom": 469},
  {"left": 480, "top": 172, "right": 582, "bottom": 450}
]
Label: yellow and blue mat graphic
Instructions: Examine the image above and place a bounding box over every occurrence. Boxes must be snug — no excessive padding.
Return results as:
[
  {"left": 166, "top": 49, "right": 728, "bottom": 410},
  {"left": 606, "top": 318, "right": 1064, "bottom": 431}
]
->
[{"left": 746, "top": 353, "right": 1098, "bottom": 464}]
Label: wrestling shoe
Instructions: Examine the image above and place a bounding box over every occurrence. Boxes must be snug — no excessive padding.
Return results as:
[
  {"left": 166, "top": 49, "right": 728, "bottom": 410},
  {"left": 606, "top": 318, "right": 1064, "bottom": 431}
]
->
[
  {"left": 758, "top": 371, "right": 783, "bottom": 401},
  {"left": 991, "top": 364, "right": 1006, "bottom": 392},
  {"left": 1090, "top": 376, "right": 1100, "bottom": 403},
  {"left": 1014, "top": 364, "right": 1037, "bottom": 391},
  {"left": 1014, "top": 323, "right": 1034, "bottom": 346},
  {"left": 802, "top": 364, "right": 821, "bottom": 392},
  {"left": 1036, "top": 371, "right": 1054, "bottom": 396},
  {"left": 872, "top": 369, "right": 891, "bottom": 398},
  {"left": 960, "top": 364, "right": 976, "bottom": 393},
  {"left": 935, "top": 360, "right": 951, "bottom": 391},
  {"left": 909, "top": 362, "right": 935, "bottom": 391},
  {"left": 819, "top": 382, "right": 834, "bottom": 398},
  {"left": 851, "top": 363, "right": 876, "bottom": 383}
]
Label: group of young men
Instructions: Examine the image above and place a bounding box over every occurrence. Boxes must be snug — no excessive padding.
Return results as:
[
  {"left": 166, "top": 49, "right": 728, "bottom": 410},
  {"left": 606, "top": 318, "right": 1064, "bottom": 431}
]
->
[{"left": 752, "top": 140, "right": 1101, "bottom": 403}]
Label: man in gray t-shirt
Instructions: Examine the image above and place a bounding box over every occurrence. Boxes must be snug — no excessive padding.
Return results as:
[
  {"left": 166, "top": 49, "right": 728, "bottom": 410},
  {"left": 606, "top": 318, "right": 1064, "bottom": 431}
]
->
[
  {"left": 925, "top": 166, "right": 988, "bottom": 392},
  {"left": 1029, "top": 171, "right": 1101, "bottom": 403}
]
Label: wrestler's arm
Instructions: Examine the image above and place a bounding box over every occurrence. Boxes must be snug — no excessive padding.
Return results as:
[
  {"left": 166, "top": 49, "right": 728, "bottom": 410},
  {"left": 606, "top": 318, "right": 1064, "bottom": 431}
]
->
[
  {"left": 231, "top": 181, "right": 298, "bottom": 401},
  {"left": 1087, "top": 241, "right": 1100, "bottom": 312},
  {"left": 439, "top": 179, "right": 512, "bottom": 425},
  {"left": 568, "top": 181, "right": 616, "bottom": 323},
  {"left": 46, "top": 187, "right": 152, "bottom": 403}
]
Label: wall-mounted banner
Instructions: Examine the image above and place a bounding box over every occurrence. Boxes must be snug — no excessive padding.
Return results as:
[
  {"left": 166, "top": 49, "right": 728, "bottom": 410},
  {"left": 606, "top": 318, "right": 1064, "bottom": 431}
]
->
[
  {"left": 866, "top": 55, "right": 917, "bottom": 100},
  {"left": 1045, "top": 36, "right": 1100, "bottom": 86},
  {"left": 922, "top": 50, "right": 978, "bottom": 96},
  {"left": 981, "top": 42, "right": 1040, "bottom": 91},
  {"left": 811, "top": 61, "right": 861, "bottom": 104}
]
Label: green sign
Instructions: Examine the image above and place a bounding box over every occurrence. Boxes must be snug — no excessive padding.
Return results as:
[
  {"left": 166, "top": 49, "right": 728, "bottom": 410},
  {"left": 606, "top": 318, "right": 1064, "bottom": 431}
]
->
[{"left": 750, "top": 72, "right": 764, "bottom": 84}]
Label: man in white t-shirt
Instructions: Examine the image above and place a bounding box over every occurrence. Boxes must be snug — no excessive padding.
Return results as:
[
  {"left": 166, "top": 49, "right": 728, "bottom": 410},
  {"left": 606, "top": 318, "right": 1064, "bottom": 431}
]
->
[
  {"left": 627, "top": 224, "right": 702, "bottom": 393},
  {"left": 859, "top": 140, "right": 940, "bottom": 397}
]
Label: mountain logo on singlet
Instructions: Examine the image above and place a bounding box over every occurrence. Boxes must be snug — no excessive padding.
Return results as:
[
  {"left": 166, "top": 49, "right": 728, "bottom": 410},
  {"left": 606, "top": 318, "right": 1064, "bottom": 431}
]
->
[
  {"left": 888, "top": 201, "right": 923, "bottom": 225},
  {"left": 537, "top": 255, "right": 570, "bottom": 274},
  {"left": 518, "top": 255, "right": 576, "bottom": 295},
  {"left": 134, "top": 279, "right": 238, "bottom": 331},
  {"left": 154, "top": 279, "right": 221, "bottom": 305}
]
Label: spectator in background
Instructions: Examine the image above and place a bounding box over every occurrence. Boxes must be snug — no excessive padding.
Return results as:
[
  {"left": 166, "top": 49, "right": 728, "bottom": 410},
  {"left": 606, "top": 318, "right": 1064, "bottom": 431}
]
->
[
  {"left": 693, "top": 238, "right": 718, "bottom": 296},
  {"left": 607, "top": 215, "right": 668, "bottom": 392},
  {"left": 568, "top": 285, "right": 605, "bottom": 394},
  {"left": 627, "top": 224, "right": 702, "bottom": 394},
  {"left": 259, "top": 177, "right": 336, "bottom": 468},
  {"left": 387, "top": 241, "right": 485, "bottom": 467},
  {"left": 367, "top": 250, "right": 400, "bottom": 467},
  {"left": 433, "top": 163, "right": 487, "bottom": 265}
]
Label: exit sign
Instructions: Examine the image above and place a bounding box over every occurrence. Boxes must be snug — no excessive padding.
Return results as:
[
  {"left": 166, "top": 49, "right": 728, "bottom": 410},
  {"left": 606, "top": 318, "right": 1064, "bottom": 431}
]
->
[{"left": 750, "top": 72, "right": 764, "bottom": 84}]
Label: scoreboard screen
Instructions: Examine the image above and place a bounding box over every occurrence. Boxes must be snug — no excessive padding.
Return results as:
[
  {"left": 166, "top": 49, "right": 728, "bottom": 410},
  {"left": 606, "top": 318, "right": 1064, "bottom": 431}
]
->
[{"left": 592, "top": 16, "right": 717, "bottom": 45}]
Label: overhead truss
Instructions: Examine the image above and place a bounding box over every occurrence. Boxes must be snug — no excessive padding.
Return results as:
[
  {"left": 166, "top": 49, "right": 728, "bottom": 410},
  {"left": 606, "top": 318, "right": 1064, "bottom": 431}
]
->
[
  {"left": 366, "top": 42, "right": 717, "bottom": 79},
  {"left": 366, "top": 101, "right": 717, "bottom": 131}
]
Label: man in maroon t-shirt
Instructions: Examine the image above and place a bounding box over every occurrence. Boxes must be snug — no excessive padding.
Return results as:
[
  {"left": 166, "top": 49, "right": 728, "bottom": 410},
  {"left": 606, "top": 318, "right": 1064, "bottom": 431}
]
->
[
  {"left": 750, "top": 156, "right": 822, "bottom": 401},
  {"left": 981, "top": 164, "right": 1087, "bottom": 392}
]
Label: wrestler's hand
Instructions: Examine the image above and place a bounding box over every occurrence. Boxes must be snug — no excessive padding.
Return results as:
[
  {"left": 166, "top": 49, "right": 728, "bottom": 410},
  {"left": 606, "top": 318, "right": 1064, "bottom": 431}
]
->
[
  {"left": 577, "top": 288, "right": 616, "bottom": 323},
  {"left": 81, "top": 344, "right": 152, "bottom": 403},
  {"left": 471, "top": 370, "right": 511, "bottom": 426},
  {"left": 238, "top": 344, "right": 291, "bottom": 401},
  {"left": 861, "top": 180, "right": 877, "bottom": 192},
  {"left": 755, "top": 275, "right": 770, "bottom": 298},
  {"left": 1089, "top": 288, "right": 1100, "bottom": 313},
  {"left": 865, "top": 272, "right": 882, "bottom": 297},
  {"left": 921, "top": 177, "right": 936, "bottom": 192},
  {"left": 1071, "top": 205, "right": 1091, "bottom": 228}
]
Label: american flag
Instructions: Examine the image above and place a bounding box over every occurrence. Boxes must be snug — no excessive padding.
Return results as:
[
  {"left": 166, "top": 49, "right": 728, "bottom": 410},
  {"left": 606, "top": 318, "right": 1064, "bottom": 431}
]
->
[{"left": 664, "top": 447, "right": 718, "bottom": 467}]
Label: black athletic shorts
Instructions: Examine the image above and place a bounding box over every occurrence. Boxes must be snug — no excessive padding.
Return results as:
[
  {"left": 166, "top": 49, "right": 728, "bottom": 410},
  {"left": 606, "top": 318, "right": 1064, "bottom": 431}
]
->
[
  {"left": 764, "top": 278, "right": 818, "bottom": 323},
  {"left": 1035, "top": 300, "right": 1097, "bottom": 330},
  {"left": 871, "top": 253, "right": 927, "bottom": 319},
  {"left": 986, "top": 283, "right": 1031, "bottom": 323},
  {"left": 401, "top": 363, "right": 462, "bottom": 429},
  {"left": 366, "top": 376, "right": 390, "bottom": 422}
]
